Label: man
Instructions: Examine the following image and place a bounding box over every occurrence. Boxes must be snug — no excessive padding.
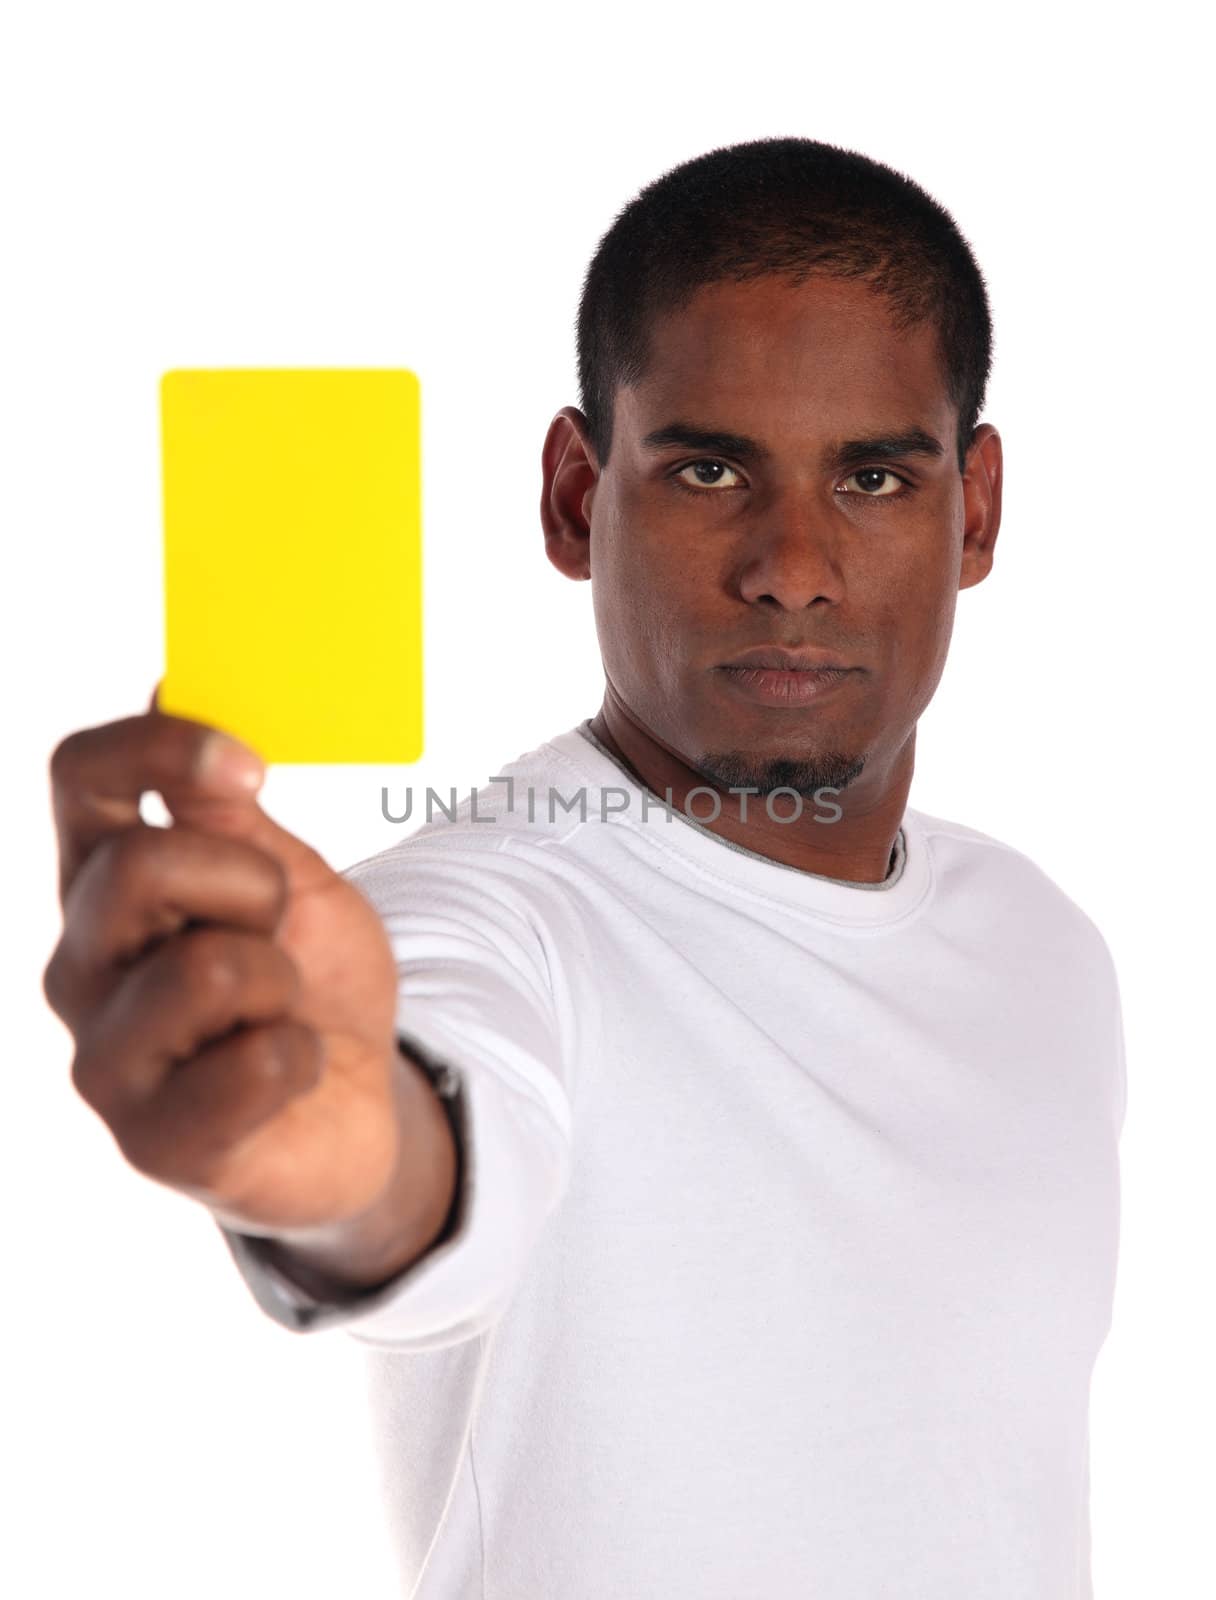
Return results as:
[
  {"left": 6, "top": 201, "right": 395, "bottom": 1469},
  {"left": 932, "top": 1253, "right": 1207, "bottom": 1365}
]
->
[{"left": 43, "top": 137, "right": 1126, "bottom": 1596}]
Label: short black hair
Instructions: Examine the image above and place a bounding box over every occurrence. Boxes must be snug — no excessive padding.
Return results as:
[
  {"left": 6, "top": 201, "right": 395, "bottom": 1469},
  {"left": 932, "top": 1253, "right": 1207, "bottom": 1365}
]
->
[{"left": 575, "top": 136, "right": 993, "bottom": 475}]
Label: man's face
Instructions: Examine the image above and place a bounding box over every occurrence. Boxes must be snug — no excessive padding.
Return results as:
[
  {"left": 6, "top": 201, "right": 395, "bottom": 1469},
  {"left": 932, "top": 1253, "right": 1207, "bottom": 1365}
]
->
[{"left": 558, "top": 274, "right": 998, "bottom": 800}]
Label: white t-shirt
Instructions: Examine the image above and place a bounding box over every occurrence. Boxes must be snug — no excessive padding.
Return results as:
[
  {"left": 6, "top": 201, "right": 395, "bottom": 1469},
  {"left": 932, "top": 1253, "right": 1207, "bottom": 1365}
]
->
[{"left": 223, "top": 721, "right": 1127, "bottom": 1599}]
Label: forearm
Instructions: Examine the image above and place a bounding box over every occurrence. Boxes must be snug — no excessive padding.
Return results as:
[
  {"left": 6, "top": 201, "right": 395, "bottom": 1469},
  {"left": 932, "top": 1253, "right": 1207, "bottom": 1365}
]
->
[{"left": 248, "top": 1043, "right": 460, "bottom": 1298}]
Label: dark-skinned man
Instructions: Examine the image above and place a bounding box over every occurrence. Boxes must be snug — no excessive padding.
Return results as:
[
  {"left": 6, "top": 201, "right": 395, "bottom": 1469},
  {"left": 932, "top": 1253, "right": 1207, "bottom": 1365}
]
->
[{"left": 43, "top": 137, "right": 1125, "bottom": 1598}]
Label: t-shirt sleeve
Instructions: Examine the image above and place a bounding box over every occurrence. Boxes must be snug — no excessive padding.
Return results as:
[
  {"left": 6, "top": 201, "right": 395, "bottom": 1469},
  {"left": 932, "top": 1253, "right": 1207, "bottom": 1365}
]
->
[{"left": 216, "top": 838, "right": 573, "bottom": 1350}]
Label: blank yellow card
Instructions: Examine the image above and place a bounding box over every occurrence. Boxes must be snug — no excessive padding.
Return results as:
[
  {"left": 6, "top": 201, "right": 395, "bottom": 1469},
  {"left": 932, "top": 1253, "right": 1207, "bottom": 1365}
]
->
[{"left": 160, "top": 368, "right": 423, "bottom": 763}]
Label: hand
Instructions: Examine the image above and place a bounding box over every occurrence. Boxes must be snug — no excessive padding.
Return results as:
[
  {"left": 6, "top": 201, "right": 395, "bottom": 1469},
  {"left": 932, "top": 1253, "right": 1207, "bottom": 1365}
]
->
[{"left": 42, "top": 692, "right": 406, "bottom": 1236}]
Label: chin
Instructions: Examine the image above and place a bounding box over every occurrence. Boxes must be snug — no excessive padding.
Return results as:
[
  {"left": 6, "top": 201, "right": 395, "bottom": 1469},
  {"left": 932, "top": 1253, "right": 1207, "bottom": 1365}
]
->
[{"left": 693, "top": 745, "right": 866, "bottom": 799}]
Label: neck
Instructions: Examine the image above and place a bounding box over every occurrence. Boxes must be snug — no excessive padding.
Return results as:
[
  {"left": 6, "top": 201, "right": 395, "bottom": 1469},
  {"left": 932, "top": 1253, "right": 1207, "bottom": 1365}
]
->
[{"left": 588, "top": 692, "right": 911, "bottom": 886}]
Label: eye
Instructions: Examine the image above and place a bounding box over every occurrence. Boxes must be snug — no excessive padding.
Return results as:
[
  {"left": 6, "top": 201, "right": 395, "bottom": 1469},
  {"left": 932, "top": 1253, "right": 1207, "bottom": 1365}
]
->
[
  {"left": 670, "top": 459, "right": 913, "bottom": 500},
  {"left": 671, "top": 459, "right": 744, "bottom": 494},
  {"left": 836, "top": 467, "right": 910, "bottom": 498}
]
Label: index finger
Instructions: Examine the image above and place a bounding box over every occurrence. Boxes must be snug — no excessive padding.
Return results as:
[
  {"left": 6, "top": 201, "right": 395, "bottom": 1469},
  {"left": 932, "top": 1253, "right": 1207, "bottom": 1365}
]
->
[{"left": 49, "top": 695, "right": 267, "bottom": 908}]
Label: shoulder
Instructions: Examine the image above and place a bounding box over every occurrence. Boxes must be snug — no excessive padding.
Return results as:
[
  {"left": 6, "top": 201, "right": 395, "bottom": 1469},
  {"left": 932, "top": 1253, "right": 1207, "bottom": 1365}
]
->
[
  {"left": 339, "top": 727, "right": 599, "bottom": 916},
  {"left": 908, "top": 804, "right": 1119, "bottom": 983}
]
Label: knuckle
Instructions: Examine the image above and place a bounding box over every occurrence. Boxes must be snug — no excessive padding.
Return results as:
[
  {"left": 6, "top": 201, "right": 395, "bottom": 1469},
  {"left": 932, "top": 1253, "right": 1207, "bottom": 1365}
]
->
[
  {"left": 114, "top": 1113, "right": 171, "bottom": 1181},
  {"left": 48, "top": 730, "right": 83, "bottom": 787},
  {"left": 173, "top": 927, "right": 244, "bottom": 1001},
  {"left": 42, "top": 943, "right": 69, "bottom": 1017},
  {"left": 69, "top": 1041, "right": 108, "bottom": 1114},
  {"left": 240, "top": 1019, "right": 312, "bottom": 1084},
  {"left": 238, "top": 1024, "right": 287, "bottom": 1077}
]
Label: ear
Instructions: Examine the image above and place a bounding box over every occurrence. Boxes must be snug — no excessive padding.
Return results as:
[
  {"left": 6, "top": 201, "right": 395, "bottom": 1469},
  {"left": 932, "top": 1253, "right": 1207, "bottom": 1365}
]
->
[
  {"left": 958, "top": 423, "right": 1003, "bottom": 592},
  {"left": 540, "top": 406, "right": 598, "bottom": 581}
]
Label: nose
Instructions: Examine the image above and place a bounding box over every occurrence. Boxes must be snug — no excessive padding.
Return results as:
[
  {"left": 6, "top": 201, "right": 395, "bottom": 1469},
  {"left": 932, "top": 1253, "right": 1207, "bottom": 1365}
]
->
[{"left": 736, "top": 506, "right": 845, "bottom": 610}]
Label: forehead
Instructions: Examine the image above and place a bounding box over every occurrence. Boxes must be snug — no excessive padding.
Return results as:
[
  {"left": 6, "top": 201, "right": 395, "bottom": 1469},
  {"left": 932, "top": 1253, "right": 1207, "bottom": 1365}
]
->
[{"left": 621, "top": 275, "right": 952, "bottom": 443}]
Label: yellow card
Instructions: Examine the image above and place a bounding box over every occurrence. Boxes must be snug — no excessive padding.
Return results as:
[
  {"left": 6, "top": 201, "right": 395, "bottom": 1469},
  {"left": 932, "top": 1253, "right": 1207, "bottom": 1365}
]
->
[{"left": 160, "top": 368, "right": 423, "bottom": 763}]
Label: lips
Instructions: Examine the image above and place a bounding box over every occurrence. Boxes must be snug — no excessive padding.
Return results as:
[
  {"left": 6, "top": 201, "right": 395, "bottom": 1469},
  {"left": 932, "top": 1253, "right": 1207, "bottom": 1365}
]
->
[
  {"left": 719, "top": 647, "right": 856, "bottom": 672},
  {"left": 716, "top": 661, "right": 858, "bottom": 708}
]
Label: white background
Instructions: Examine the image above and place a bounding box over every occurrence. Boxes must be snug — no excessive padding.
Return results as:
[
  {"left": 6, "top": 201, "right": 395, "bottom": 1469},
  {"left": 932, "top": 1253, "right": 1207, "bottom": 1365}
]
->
[{"left": 3, "top": 3, "right": 1210, "bottom": 1595}]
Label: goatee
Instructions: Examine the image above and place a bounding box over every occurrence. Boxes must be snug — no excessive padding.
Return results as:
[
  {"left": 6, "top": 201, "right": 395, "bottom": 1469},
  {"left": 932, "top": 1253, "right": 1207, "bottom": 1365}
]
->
[{"left": 693, "top": 748, "right": 865, "bottom": 798}]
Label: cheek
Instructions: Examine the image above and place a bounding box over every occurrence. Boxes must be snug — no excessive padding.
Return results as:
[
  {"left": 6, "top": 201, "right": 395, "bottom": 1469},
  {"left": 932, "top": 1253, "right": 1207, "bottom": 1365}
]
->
[
  {"left": 601, "top": 512, "right": 707, "bottom": 627},
  {"left": 592, "top": 520, "right": 691, "bottom": 683},
  {"left": 856, "top": 536, "right": 960, "bottom": 698},
  {"left": 889, "top": 568, "right": 961, "bottom": 714}
]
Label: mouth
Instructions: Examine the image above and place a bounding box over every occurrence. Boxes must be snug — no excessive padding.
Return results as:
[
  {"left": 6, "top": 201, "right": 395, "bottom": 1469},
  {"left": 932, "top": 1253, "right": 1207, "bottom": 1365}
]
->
[
  {"left": 719, "top": 647, "right": 856, "bottom": 672},
  {"left": 715, "top": 662, "right": 858, "bottom": 707}
]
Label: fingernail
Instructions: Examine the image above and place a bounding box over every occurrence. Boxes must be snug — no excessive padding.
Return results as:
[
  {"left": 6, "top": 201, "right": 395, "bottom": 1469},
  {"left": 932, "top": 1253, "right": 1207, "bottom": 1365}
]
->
[{"left": 198, "top": 732, "right": 266, "bottom": 791}]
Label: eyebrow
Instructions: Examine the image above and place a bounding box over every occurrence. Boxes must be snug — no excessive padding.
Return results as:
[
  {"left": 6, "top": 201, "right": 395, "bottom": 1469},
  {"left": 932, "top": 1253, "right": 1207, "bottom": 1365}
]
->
[{"left": 639, "top": 420, "right": 947, "bottom": 474}]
